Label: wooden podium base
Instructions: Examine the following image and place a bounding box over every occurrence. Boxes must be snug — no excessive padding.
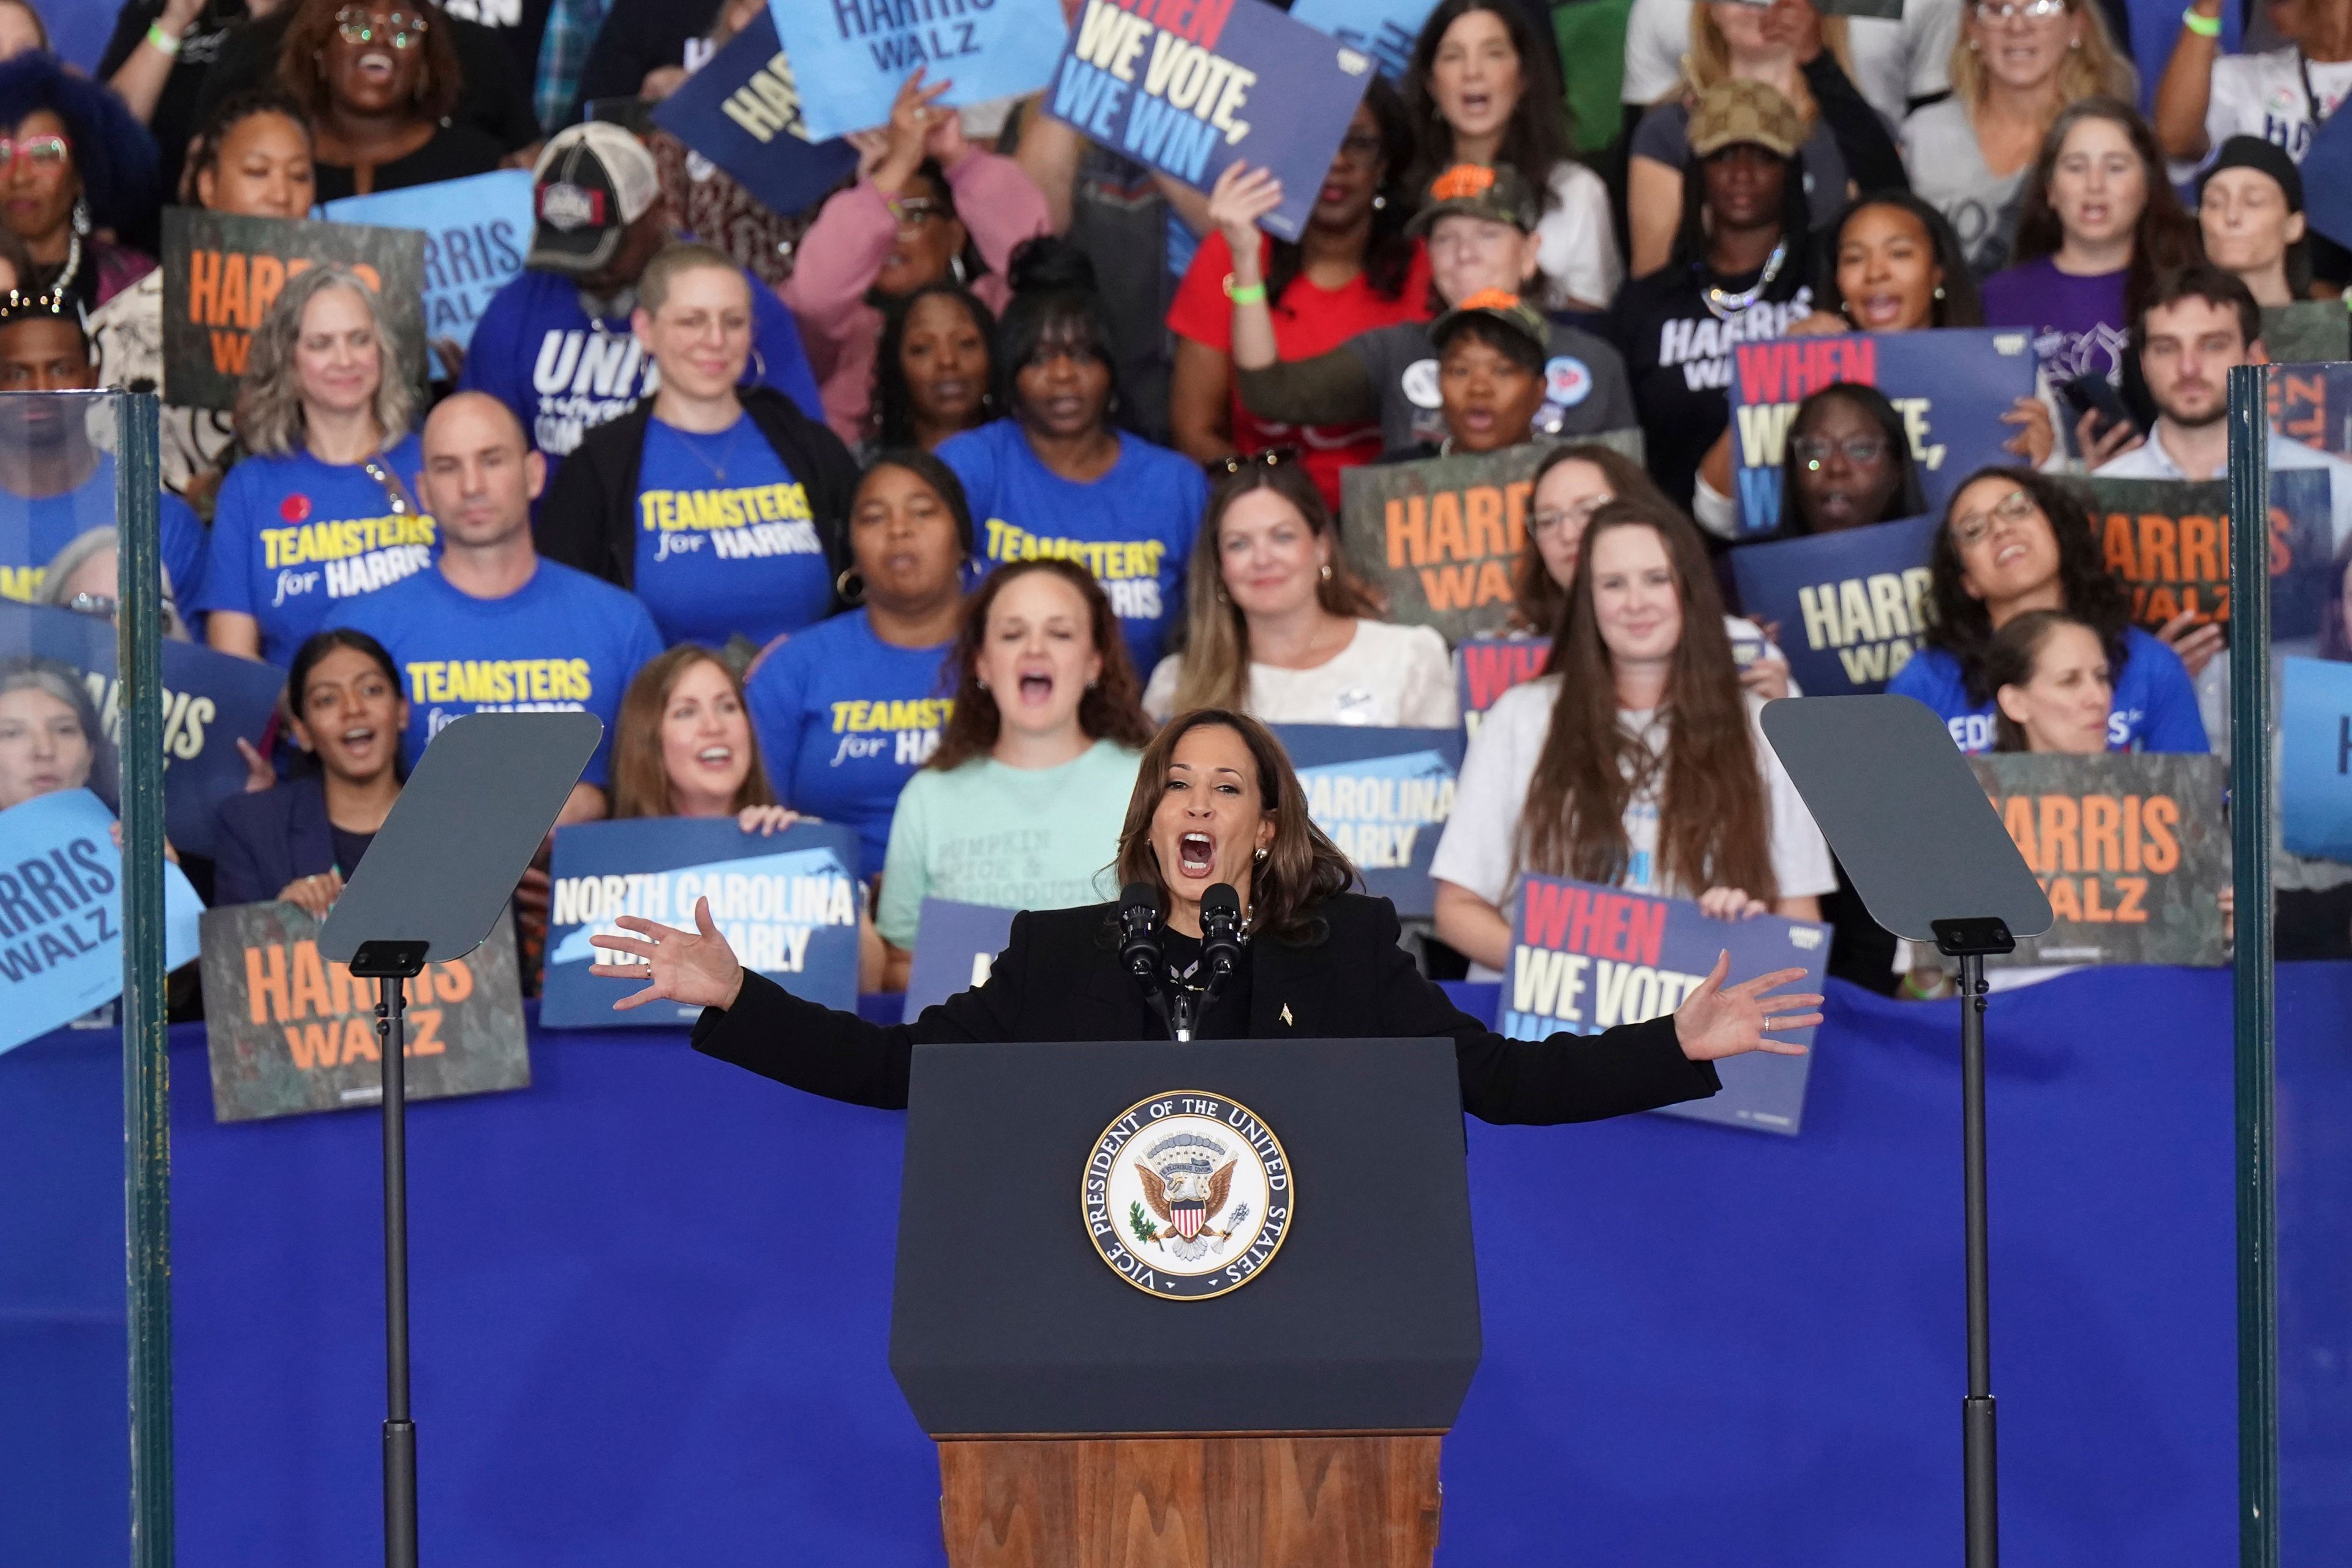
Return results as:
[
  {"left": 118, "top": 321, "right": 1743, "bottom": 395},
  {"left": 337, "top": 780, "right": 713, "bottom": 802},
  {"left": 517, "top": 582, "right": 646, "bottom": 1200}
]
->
[{"left": 937, "top": 1433, "right": 1442, "bottom": 1568}]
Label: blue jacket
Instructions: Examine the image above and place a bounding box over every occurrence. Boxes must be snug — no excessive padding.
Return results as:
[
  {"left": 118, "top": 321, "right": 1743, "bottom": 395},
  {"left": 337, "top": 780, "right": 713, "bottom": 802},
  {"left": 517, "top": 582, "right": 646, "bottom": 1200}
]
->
[{"left": 212, "top": 773, "right": 336, "bottom": 907}]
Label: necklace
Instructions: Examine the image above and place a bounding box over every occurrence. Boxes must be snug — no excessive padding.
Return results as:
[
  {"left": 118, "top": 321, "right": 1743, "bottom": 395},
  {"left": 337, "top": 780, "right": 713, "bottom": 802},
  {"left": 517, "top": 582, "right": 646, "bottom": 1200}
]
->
[
  {"left": 671, "top": 417, "right": 744, "bottom": 484},
  {"left": 1700, "top": 238, "right": 1787, "bottom": 322},
  {"left": 34, "top": 230, "right": 81, "bottom": 311}
]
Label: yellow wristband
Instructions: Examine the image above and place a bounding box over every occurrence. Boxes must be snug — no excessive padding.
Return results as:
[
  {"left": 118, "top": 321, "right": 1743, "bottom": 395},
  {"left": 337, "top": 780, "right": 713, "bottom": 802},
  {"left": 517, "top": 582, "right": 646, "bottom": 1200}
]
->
[{"left": 2182, "top": 9, "right": 2221, "bottom": 37}]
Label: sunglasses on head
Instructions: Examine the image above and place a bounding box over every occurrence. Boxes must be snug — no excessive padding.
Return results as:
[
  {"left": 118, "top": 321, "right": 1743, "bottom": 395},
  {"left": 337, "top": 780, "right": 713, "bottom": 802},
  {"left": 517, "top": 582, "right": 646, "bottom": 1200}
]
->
[{"left": 1204, "top": 446, "right": 1301, "bottom": 479}]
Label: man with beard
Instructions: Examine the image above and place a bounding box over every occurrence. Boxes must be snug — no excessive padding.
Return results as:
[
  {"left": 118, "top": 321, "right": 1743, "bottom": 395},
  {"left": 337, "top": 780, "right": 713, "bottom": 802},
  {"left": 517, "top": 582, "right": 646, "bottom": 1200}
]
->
[{"left": 0, "top": 291, "right": 206, "bottom": 611}]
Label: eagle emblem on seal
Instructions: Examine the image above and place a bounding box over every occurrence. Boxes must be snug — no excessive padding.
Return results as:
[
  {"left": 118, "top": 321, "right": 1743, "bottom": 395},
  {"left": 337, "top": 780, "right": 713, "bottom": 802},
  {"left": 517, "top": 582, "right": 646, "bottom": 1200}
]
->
[{"left": 1131, "top": 1131, "right": 1248, "bottom": 1262}]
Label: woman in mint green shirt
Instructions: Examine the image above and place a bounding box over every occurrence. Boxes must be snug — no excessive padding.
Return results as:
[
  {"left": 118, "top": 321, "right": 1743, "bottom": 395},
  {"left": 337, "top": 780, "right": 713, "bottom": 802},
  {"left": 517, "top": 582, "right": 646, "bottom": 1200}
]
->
[{"left": 875, "top": 558, "right": 1154, "bottom": 987}]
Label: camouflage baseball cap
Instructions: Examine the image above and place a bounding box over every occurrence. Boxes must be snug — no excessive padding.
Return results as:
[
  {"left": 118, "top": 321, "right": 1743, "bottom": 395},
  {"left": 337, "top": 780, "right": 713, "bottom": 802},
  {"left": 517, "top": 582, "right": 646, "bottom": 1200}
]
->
[
  {"left": 1407, "top": 162, "right": 1541, "bottom": 235},
  {"left": 1431, "top": 287, "right": 1548, "bottom": 356},
  {"left": 1687, "top": 78, "right": 1803, "bottom": 160}
]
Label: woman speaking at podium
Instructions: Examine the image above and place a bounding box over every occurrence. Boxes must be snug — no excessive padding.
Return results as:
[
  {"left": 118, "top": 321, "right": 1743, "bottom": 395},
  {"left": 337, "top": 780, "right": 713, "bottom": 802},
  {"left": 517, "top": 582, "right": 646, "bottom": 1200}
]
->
[{"left": 590, "top": 709, "right": 1822, "bottom": 1122}]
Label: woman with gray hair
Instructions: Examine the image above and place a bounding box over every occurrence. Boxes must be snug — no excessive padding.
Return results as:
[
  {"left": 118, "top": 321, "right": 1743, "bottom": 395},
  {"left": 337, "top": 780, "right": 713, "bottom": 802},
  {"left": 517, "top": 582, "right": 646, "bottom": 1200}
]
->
[
  {"left": 193, "top": 262, "right": 434, "bottom": 666},
  {"left": 43, "top": 527, "right": 194, "bottom": 642}
]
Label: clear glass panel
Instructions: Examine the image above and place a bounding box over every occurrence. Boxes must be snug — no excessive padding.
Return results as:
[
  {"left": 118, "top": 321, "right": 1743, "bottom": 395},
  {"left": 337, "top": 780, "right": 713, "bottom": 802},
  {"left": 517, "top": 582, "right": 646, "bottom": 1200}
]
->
[
  {"left": 0, "top": 386, "right": 171, "bottom": 1561},
  {"left": 2258, "top": 364, "right": 2352, "bottom": 1563}
]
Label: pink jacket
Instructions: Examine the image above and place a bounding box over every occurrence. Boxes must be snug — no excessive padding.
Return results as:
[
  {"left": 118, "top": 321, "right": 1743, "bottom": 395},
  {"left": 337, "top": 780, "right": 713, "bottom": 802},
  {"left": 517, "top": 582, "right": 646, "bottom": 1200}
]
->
[{"left": 781, "top": 149, "right": 1049, "bottom": 443}]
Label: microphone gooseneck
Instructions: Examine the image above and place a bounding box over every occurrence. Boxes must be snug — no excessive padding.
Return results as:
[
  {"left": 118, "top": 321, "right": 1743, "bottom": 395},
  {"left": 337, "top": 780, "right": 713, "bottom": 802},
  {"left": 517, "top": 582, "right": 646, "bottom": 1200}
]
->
[{"left": 1118, "top": 881, "right": 1176, "bottom": 1039}]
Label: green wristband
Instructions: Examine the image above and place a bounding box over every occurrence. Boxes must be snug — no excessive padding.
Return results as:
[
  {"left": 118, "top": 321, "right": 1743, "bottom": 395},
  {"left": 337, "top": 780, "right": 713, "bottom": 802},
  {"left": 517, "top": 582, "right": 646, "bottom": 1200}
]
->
[
  {"left": 2182, "top": 9, "right": 2220, "bottom": 37},
  {"left": 1224, "top": 277, "right": 1267, "bottom": 306}
]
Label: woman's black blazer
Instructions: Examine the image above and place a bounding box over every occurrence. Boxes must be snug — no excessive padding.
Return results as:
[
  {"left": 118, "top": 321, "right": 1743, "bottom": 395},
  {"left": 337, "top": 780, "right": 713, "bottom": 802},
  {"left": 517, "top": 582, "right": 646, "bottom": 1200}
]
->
[{"left": 693, "top": 892, "right": 1722, "bottom": 1126}]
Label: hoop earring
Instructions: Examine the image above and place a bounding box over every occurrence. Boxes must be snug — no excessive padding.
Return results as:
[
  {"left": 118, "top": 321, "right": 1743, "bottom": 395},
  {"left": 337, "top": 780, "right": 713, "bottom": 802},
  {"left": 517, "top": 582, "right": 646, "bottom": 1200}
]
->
[
  {"left": 70, "top": 197, "right": 91, "bottom": 237},
  {"left": 950, "top": 254, "right": 968, "bottom": 286},
  {"left": 835, "top": 567, "right": 865, "bottom": 605},
  {"left": 739, "top": 345, "right": 768, "bottom": 387}
]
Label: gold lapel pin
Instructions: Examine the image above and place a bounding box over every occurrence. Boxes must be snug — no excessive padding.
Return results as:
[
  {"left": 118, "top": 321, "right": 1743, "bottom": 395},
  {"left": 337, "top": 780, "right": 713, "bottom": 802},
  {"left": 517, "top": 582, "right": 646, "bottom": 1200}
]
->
[{"left": 1280, "top": 1004, "right": 1294, "bottom": 1027}]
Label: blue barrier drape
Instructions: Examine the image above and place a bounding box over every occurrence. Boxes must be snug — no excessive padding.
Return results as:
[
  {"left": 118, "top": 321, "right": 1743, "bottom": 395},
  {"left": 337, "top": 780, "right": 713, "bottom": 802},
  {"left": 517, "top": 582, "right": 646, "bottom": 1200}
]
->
[{"left": 9, "top": 965, "right": 2345, "bottom": 1564}]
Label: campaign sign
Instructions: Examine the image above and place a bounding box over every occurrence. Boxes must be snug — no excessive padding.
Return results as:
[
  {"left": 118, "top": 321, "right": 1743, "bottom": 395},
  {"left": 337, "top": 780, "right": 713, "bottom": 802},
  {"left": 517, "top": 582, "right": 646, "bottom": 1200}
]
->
[
  {"left": 1341, "top": 442, "right": 1554, "bottom": 643},
  {"left": 0, "top": 604, "right": 282, "bottom": 862},
  {"left": 2084, "top": 470, "right": 2336, "bottom": 640},
  {"left": 323, "top": 170, "right": 533, "bottom": 379},
  {"left": 1968, "top": 753, "right": 2228, "bottom": 967},
  {"left": 1287, "top": 0, "right": 1436, "bottom": 80},
  {"left": 197, "top": 905, "right": 528, "bottom": 1121},
  {"left": 1272, "top": 723, "right": 1462, "bottom": 919},
  {"left": 1455, "top": 632, "right": 1550, "bottom": 738},
  {"left": 771, "top": 0, "right": 1068, "bottom": 142},
  {"left": 1728, "top": 514, "right": 1938, "bottom": 696},
  {"left": 540, "top": 817, "right": 861, "bottom": 1028},
  {"left": 2266, "top": 361, "right": 2352, "bottom": 457},
  {"left": 1043, "top": 0, "right": 1374, "bottom": 241},
  {"left": 2283, "top": 656, "right": 2352, "bottom": 862},
  {"left": 1500, "top": 873, "right": 1827, "bottom": 1136},
  {"left": 160, "top": 208, "right": 428, "bottom": 412},
  {"left": 901, "top": 896, "right": 1017, "bottom": 1022},
  {"left": 0, "top": 790, "right": 202, "bottom": 1057},
  {"left": 650, "top": 10, "right": 860, "bottom": 223},
  {"left": 1728, "top": 328, "right": 2035, "bottom": 536},
  {"left": 2261, "top": 303, "right": 2351, "bottom": 368}
]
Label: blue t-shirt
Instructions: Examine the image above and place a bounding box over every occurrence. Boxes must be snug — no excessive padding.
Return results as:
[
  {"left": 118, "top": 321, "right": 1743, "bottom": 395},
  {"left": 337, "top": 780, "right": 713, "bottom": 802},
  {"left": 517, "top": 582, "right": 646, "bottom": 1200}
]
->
[
  {"left": 938, "top": 419, "right": 1206, "bottom": 674},
  {"left": 323, "top": 557, "right": 663, "bottom": 786},
  {"left": 631, "top": 413, "right": 833, "bottom": 649},
  {"left": 193, "top": 435, "right": 437, "bottom": 666},
  {"left": 743, "top": 609, "right": 955, "bottom": 877},
  {"left": 0, "top": 453, "right": 208, "bottom": 608},
  {"left": 1888, "top": 627, "right": 2209, "bottom": 754},
  {"left": 458, "top": 266, "right": 824, "bottom": 492}
]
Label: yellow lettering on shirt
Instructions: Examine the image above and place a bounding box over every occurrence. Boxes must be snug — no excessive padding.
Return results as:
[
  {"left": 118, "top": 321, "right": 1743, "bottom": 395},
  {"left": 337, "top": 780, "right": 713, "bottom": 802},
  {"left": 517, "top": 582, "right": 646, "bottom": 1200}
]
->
[
  {"left": 0, "top": 565, "right": 44, "bottom": 603},
  {"left": 981, "top": 518, "right": 1163, "bottom": 581},
  {"left": 637, "top": 483, "right": 813, "bottom": 531},
  {"left": 827, "top": 698, "right": 956, "bottom": 733},
  {"left": 259, "top": 513, "right": 439, "bottom": 569},
  {"left": 407, "top": 658, "right": 595, "bottom": 706}
]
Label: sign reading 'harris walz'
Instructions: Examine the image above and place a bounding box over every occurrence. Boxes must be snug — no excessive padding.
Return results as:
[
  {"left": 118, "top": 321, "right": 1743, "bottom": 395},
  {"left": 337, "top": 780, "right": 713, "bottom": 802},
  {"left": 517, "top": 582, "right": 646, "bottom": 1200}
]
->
[
  {"left": 198, "top": 905, "right": 528, "bottom": 1122},
  {"left": 1502, "top": 873, "right": 1828, "bottom": 1136},
  {"left": 1728, "top": 514, "right": 1939, "bottom": 695},
  {"left": 1272, "top": 724, "right": 1461, "bottom": 919},
  {"left": 540, "top": 817, "right": 861, "bottom": 1028}
]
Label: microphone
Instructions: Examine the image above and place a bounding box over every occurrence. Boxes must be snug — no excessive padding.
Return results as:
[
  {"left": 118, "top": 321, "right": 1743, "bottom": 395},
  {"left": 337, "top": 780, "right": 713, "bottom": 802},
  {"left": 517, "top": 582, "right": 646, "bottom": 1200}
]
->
[
  {"left": 1199, "top": 883, "right": 1244, "bottom": 982},
  {"left": 1118, "top": 881, "right": 1164, "bottom": 985}
]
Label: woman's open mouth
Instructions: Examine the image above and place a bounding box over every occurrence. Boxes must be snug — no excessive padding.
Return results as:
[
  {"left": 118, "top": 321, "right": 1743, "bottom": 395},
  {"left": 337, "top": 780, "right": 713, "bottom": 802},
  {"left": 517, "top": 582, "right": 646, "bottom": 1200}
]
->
[
  {"left": 356, "top": 51, "right": 395, "bottom": 81},
  {"left": 1855, "top": 292, "right": 1905, "bottom": 326},
  {"left": 340, "top": 724, "right": 378, "bottom": 754},
  {"left": 696, "top": 744, "right": 734, "bottom": 769},
  {"left": 1177, "top": 831, "right": 1216, "bottom": 878},
  {"left": 1016, "top": 671, "right": 1054, "bottom": 706}
]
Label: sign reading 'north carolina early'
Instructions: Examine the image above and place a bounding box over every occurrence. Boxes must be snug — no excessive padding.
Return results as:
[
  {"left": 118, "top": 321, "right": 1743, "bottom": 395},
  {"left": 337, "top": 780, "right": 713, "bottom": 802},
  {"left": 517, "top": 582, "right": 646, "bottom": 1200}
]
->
[{"left": 1082, "top": 1090, "right": 1292, "bottom": 1300}]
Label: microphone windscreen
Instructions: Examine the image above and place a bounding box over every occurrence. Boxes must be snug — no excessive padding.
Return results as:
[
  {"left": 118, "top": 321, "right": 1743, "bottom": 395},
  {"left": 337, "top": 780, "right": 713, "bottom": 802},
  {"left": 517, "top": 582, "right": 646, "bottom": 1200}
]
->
[
  {"left": 1120, "top": 881, "right": 1160, "bottom": 919},
  {"left": 1202, "top": 883, "right": 1240, "bottom": 919}
]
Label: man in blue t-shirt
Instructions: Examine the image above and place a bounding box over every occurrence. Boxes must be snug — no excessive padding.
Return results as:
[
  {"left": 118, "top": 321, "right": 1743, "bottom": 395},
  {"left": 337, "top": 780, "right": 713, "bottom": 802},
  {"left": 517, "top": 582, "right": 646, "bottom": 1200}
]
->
[
  {"left": 458, "top": 121, "right": 823, "bottom": 495},
  {"left": 0, "top": 297, "right": 207, "bottom": 608},
  {"left": 325, "top": 393, "right": 663, "bottom": 811}
]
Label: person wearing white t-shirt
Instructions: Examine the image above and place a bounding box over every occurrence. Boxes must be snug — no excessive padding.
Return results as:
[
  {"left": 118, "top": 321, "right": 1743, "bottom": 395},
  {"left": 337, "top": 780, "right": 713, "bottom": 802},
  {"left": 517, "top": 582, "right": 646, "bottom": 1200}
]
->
[
  {"left": 2155, "top": 0, "right": 2352, "bottom": 170},
  {"left": 1402, "top": 0, "right": 1622, "bottom": 309},
  {"left": 1623, "top": 0, "right": 1963, "bottom": 127},
  {"left": 1430, "top": 498, "right": 1834, "bottom": 978},
  {"left": 1145, "top": 460, "right": 1457, "bottom": 727}
]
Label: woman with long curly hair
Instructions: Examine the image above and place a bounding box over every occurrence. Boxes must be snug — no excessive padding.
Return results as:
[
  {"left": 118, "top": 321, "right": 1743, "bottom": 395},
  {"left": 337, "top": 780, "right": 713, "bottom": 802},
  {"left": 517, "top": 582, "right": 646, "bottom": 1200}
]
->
[
  {"left": 1887, "top": 466, "right": 2206, "bottom": 753},
  {"left": 1432, "top": 499, "right": 1833, "bottom": 975},
  {"left": 0, "top": 50, "right": 162, "bottom": 316},
  {"left": 872, "top": 557, "right": 1154, "bottom": 988},
  {"left": 276, "top": 0, "right": 502, "bottom": 198}
]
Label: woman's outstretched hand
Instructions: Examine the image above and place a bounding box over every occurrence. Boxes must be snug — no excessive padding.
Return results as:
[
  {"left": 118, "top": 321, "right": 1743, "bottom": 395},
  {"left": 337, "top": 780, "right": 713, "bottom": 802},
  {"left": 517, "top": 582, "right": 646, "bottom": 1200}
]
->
[
  {"left": 589, "top": 896, "right": 746, "bottom": 1013},
  {"left": 1673, "top": 950, "right": 1824, "bottom": 1061}
]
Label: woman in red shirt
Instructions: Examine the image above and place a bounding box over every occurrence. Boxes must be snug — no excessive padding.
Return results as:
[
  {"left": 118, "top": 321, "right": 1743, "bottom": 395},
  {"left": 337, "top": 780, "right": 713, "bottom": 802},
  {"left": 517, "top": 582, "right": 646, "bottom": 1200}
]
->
[{"left": 1164, "top": 78, "right": 1428, "bottom": 513}]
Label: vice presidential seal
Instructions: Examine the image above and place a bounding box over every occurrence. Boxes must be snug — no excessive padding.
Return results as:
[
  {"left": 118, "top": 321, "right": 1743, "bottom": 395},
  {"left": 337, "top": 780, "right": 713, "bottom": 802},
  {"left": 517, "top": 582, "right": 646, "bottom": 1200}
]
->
[{"left": 1081, "top": 1091, "right": 1292, "bottom": 1300}]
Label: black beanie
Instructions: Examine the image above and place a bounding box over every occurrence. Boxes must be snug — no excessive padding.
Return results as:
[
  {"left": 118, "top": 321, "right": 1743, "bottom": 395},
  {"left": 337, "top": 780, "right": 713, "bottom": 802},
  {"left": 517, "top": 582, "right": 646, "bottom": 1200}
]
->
[{"left": 2200, "top": 135, "right": 2305, "bottom": 214}]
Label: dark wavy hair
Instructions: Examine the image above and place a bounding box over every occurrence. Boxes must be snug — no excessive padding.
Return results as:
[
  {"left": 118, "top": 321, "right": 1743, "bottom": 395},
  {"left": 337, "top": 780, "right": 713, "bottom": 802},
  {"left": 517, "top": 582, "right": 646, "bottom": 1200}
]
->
[
  {"left": 1113, "top": 707, "right": 1359, "bottom": 945},
  {"left": 1812, "top": 191, "right": 1985, "bottom": 329},
  {"left": 1924, "top": 466, "right": 2132, "bottom": 703},
  {"left": 992, "top": 235, "right": 1124, "bottom": 426},
  {"left": 279, "top": 0, "right": 464, "bottom": 127},
  {"left": 1984, "top": 608, "right": 2103, "bottom": 752},
  {"left": 1403, "top": 0, "right": 1570, "bottom": 209},
  {"left": 927, "top": 558, "right": 1154, "bottom": 772},
  {"left": 871, "top": 281, "right": 995, "bottom": 450},
  {"left": 186, "top": 84, "right": 315, "bottom": 205},
  {"left": 1267, "top": 74, "right": 1417, "bottom": 306},
  {"left": 1521, "top": 499, "right": 1775, "bottom": 900},
  {"left": 853, "top": 445, "right": 976, "bottom": 557},
  {"left": 2009, "top": 99, "right": 2199, "bottom": 330},
  {"left": 0, "top": 51, "right": 162, "bottom": 236},
  {"left": 1776, "top": 382, "right": 1927, "bottom": 536},
  {"left": 1515, "top": 442, "right": 1682, "bottom": 639}
]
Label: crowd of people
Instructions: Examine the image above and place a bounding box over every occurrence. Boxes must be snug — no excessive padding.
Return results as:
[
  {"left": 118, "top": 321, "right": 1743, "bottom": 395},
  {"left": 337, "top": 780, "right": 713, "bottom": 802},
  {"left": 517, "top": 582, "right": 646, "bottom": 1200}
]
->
[{"left": 1, "top": 0, "right": 2348, "bottom": 1005}]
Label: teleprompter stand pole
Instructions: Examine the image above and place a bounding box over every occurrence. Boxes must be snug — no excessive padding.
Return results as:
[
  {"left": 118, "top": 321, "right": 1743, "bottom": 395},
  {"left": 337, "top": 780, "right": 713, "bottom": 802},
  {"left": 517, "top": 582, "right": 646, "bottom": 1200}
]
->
[
  {"left": 1937, "top": 918, "right": 2015, "bottom": 1568},
  {"left": 352, "top": 938, "right": 429, "bottom": 1568}
]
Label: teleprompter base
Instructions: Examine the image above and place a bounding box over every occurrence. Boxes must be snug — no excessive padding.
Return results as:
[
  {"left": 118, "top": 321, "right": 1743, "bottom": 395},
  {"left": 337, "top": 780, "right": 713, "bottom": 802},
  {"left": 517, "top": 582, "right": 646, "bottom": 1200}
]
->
[{"left": 937, "top": 1434, "right": 1443, "bottom": 1568}]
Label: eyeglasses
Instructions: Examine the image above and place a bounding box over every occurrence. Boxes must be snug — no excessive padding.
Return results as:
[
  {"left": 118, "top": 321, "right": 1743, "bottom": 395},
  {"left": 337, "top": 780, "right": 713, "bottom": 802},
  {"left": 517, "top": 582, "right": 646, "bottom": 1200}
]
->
[
  {"left": 1950, "top": 488, "right": 2038, "bottom": 546},
  {"left": 1972, "top": 0, "right": 2067, "bottom": 23},
  {"left": 888, "top": 197, "right": 947, "bottom": 232},
  {"left": 1204, "top": 446, "right": 1300, "bottom": 479},
  {"left": 1792, "top": 434, "right": 1890, "bottom": 467},
  {"left": 335, "top": 6, "right": 430, "bottom": 48},
  {"left": 1530, "top": 494, "right": 1608, "bottom": 538},
  {"left": 0, "top": 134, "right": 70, "bottom": 170}
]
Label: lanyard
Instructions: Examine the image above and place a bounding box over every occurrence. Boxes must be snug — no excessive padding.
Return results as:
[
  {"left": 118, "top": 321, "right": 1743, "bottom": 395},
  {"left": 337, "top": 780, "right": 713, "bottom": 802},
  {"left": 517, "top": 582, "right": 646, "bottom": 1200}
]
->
[{"left": 2299, "top": 48, "right": 2337, "bottom": 128}]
